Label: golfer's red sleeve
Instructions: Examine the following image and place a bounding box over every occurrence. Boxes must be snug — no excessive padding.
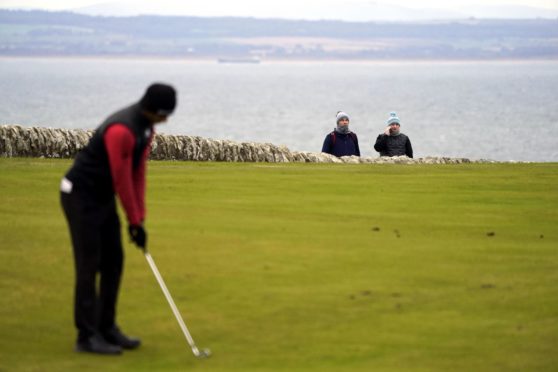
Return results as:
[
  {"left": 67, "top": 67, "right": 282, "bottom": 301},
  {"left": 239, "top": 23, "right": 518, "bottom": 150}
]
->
[
  {"left": 104, "top": 124, "right": 141, "bottom": 225},
  {"left": 133, "top": 135, "right": 152, "bottom": 222}
]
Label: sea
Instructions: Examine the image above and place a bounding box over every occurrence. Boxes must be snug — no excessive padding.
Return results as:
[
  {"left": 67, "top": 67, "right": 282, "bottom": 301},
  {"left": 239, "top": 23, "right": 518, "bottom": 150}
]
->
[{"left": 1, "top": 57, "right": 557, "bottom": 161}]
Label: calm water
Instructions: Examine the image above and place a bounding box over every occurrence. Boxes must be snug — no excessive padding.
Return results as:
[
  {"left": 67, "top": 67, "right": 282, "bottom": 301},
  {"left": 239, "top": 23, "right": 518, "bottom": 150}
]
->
[{"left": 1, "top": 58, "right": 557, "bottom": 161}]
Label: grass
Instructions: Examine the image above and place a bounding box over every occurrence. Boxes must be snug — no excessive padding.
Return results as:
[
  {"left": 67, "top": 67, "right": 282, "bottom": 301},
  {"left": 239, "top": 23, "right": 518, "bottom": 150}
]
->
[{"left": 0, "top": 158, "right": 557, "bottom": 371}]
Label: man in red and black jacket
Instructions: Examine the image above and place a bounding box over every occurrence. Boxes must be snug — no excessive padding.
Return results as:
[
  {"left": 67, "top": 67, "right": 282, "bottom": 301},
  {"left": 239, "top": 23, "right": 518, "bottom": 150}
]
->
[{"left": 60, "top": 83, "right": 177, "bottom": 355}]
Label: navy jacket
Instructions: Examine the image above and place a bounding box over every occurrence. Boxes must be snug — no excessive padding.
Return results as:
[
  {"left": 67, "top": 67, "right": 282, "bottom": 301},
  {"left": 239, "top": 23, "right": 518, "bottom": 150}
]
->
[{"left": 321, "top": 131, "right": 360, "bottom": 157}]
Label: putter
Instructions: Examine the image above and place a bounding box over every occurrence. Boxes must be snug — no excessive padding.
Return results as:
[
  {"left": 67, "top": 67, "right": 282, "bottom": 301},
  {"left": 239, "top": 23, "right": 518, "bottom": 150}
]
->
[{"left": 144, "top": 250, "right": 212, "bottom": 358}]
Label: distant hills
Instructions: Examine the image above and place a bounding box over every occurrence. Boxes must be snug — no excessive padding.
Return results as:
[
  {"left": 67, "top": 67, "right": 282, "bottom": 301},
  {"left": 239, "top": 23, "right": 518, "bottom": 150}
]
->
[
  {"left": 44, "top": 1, "right": 558, "bottom": 21},
  {"left": 0, "top": 9, "right": 557, "bottom": 59}
]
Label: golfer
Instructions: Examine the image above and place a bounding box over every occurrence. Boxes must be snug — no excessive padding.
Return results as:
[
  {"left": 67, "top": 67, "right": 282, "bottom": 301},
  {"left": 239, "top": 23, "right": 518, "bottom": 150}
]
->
[{"left": 60, "top": 83, "right": 177, "bottom": 355}]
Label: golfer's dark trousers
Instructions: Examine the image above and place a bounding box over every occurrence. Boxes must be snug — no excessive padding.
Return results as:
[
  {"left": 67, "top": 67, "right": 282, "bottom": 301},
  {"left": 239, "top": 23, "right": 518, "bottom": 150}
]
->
[{"left": 61, "top": 190, "right": 123, "bottom": 343}]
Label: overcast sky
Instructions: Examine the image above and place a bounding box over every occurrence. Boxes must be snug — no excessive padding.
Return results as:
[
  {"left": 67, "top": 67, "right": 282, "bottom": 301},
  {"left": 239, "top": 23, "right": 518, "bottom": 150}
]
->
[
  {"left": 1, "top": 0, "right": 557, "bottom": 20},
  {"left": 2, "top": 0, "right": 557, "bottom": 9}
]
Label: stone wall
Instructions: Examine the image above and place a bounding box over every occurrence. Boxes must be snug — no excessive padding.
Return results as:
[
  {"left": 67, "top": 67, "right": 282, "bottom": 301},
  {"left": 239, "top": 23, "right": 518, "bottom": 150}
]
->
[{"left": 0, "top": 125, "right": 490, "bottom": 164}]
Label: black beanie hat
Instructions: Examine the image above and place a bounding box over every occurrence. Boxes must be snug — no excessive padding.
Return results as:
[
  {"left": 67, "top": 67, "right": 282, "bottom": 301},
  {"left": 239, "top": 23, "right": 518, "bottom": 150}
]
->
[{"left": 139, "top": 83, "right": 177, "bottom": 116}]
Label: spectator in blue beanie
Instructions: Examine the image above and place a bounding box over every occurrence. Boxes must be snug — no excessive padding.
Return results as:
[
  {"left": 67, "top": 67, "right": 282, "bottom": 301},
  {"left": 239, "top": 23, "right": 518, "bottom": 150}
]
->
[
  {"left": 321, "top": 111, "right": 360, "bottom": 157},
  {"left": 374, "top": 112, "right": 413, "bottom": 158}
]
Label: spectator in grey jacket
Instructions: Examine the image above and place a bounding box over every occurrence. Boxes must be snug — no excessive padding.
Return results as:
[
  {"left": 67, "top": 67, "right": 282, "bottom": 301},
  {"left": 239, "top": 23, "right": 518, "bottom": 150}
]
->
[{"left": 374, "top": 112, "right": 413, "bottom": 158}]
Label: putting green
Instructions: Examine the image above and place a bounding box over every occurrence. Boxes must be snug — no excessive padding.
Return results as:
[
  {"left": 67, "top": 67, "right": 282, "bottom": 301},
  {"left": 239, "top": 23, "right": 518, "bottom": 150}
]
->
[{"left": 1, "top": 158, "right": 557, "bottom": 371}]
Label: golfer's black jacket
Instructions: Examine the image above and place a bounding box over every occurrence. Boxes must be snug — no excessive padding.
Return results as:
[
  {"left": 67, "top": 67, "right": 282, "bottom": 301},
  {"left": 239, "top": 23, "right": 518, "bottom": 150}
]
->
[
  {"left": 65, "top": 103, "right": 152, "bottom": 201},
  {"left": 374, "top": 133, "right": 413, "bottom": 158}
]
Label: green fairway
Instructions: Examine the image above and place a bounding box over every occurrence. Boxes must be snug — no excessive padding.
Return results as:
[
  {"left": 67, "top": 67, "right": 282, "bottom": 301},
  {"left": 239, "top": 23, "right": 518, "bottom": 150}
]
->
[{"left": 1, "top": 158, "right": 557, "bottom": 371}]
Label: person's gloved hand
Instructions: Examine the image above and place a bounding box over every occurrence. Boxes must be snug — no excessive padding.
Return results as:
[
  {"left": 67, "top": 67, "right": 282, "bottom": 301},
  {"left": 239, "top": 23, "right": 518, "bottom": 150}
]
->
[{"left": 128, "top": 224, "right": 147, "bottom": 250}]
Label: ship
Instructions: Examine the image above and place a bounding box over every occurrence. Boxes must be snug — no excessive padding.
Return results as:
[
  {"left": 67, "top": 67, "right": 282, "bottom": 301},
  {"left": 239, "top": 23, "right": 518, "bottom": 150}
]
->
[{"left": 217, "top": 57, "right": 261, "bottom": 64}]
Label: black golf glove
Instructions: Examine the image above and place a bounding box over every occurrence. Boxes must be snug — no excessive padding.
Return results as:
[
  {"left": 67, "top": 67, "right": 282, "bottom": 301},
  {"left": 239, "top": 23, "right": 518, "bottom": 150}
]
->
[{"left": 128, "top": 224, "right": 147, "bottom": 250}]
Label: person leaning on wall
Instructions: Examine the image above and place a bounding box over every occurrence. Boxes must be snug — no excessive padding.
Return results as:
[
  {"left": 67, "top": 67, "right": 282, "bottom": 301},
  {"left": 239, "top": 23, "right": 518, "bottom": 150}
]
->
[
  {"left": 321, "top": 111, "right": 361, "bottom": 157},
  {"left": 374, "top": 112, "right": 413, "bottom": 158}
]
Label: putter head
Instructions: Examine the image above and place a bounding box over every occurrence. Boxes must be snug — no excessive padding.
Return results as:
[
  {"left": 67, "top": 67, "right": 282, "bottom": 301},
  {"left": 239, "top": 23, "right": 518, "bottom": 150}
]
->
[{"left": 195, "top": 348, "right": 212, "bottom": 358}]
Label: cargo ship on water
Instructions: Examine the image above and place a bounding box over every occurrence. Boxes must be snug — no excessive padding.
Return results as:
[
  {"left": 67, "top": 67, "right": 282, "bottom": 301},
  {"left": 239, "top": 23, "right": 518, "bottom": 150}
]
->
[{"left": 217, "top": 57, "right": 261, "bottom": 64}]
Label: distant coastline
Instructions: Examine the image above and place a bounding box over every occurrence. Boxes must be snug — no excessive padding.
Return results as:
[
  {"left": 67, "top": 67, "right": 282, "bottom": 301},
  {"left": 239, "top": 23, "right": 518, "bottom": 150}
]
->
[
  {"left": 2, "top": 10, "right": 557, "bottom": 60},
  {"left": 1, "top": 55, "right": 557, "bottom": 63}
]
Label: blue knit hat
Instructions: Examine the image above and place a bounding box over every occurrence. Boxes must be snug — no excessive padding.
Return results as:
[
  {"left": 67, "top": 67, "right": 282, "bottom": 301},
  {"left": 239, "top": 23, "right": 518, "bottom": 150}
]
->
[{"left": 386, "top": 112, "right": 400, "bottom": 125}]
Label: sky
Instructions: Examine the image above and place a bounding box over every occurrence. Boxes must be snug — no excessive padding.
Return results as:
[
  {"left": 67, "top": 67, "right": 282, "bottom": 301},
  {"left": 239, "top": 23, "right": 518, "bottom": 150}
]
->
[
  {"left": 1, "top": 0, "right": 557, "bottom": 20},
  {"left": 1, "top": 0, "right": 557, "bottom": 10}
]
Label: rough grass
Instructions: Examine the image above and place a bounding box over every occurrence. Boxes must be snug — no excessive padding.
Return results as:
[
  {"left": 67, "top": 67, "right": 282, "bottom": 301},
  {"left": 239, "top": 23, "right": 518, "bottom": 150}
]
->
[{"left": 0, "top": 158, "right": 557, "bottom": 371}]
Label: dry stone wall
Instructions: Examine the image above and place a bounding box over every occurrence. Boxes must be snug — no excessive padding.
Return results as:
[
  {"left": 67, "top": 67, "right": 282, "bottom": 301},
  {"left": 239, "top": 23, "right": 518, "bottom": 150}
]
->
[{"left": 0, "top": 125, "right": 494, "bottom": 164}]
